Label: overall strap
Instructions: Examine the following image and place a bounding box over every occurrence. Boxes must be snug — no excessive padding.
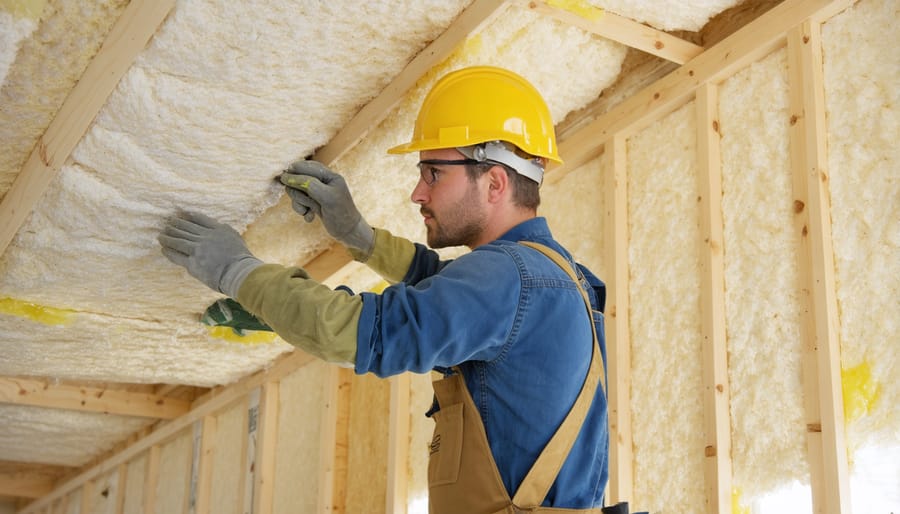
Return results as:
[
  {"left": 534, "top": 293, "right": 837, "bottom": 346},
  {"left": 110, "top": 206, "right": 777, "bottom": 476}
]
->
[{"left": 512, "top": 242, "right": 606, "bottom": 508}]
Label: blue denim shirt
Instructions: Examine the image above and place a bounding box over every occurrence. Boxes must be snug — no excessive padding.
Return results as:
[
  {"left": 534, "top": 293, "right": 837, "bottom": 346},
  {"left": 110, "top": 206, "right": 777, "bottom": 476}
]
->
[{"left": 355, "top": 217, "right": 608, "bottom": 508}]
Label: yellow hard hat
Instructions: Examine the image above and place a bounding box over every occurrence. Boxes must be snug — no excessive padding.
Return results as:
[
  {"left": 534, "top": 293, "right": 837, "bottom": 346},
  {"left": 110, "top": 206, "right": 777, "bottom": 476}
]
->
[{"left": 388, "top": 66, "right": 562, "bottom": 164}]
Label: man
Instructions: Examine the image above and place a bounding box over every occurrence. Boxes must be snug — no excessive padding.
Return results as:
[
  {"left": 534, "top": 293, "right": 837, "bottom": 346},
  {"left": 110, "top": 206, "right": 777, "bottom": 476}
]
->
[{"left": 159, "top": 66, "right": 609, "bottom": 513}]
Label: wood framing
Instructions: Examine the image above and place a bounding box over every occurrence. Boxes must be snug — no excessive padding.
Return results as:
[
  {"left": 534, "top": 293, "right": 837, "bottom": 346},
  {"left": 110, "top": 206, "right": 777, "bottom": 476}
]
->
[
  {"left": 555, "top": 0, "right": 857, "bottom": 176},
  {"left": 695, "top": 83, "right": 733, "bottom": 514},
  {"left": 602, "top": 135, "right": 633, "bottom": 504},
  {"left": 516, "top": 0, "right": 703, "bottom": 64},
  {"left": 0, "top": 377, "right": 191, "bottom": 419},
  {"left": 191, "top": 416, "right": 216, "bottom": 514},
  {"left": 17, "top": 0, "right": 865, "bottom": 511},
  {"left": 317, "top": 366, "right": 352, "bottom": 514},
  {"left": 19, "top": 351, "right": 316, "bottom": 512},
  {"left": 252, "top": 382, "right": 280, "bottom": 514},
  {"left": 142, "top": 445, "right": 160, "bottom": 514},
  {"left": 0, "top": 463, "right": 56, "bottom": 499},
  {"left": 0, "top": 0, "right": 176, "bottom": 256},
  {"left": 386, "top": 373, "right": 411, "bottom": 514},
  {"left": 787, "top": 21, "right": 851, "bottom": 514}
]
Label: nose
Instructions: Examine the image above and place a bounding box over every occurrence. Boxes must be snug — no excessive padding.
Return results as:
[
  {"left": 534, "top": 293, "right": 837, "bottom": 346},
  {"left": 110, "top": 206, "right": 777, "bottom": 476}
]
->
[{"left": 410, "top": 178, "right": 429, "bottom": 205}]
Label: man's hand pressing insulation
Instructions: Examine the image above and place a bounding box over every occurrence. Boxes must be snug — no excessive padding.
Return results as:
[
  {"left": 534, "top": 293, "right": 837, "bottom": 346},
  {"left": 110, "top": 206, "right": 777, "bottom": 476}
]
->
[
  {"left": 158, "top": 212, "right": 262, "bottom": 298},
  {"left": 157, "top": 211, "right": 360, "bottom": 365},
  {"left": 280, "top": 160, "right": 374, "bottom": 259}
]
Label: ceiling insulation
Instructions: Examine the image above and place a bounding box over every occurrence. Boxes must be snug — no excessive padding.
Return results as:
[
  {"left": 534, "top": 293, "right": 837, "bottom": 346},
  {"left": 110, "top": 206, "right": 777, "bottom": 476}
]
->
[{"left": 0, "top": 0, "right": 744, "bottom": 498}]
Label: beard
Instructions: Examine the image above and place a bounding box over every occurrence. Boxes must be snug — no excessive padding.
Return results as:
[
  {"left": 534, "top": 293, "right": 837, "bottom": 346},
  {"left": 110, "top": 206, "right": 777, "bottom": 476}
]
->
[{"left": 423, "top": 182, "right": 487, "bottom": 249}]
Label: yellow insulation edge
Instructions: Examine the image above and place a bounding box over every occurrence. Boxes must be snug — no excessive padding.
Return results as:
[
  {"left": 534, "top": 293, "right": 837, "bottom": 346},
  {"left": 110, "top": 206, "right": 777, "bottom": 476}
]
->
[
  {"left": 841, "top": 360, "right": 881, "bottom": 424},
  {"left": 0, "top": 297, "right": 76, "bottom": 325},
  {"left": 732, "top": 488, "right": 751, "bottom": 514},
  {"left": 0, "top": 0, "right": 47, "bottom": 19},
  {"left": 545, "top": 0, "right": 604, "bottom": 21},
  {"left": 206, "top": 326, "right": 278, "bottom": 345}
]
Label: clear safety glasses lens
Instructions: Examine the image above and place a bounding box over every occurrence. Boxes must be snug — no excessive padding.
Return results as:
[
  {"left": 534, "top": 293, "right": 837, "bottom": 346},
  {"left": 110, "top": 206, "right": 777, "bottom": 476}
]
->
[{"left": 416, "top": 159, "right": 479, "bottom": 185}]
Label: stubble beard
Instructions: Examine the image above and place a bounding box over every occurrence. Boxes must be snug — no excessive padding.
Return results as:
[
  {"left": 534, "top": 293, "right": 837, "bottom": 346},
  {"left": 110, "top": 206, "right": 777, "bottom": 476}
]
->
[{"left": 424, "top": 185, "right": 487, "bottom": 249}]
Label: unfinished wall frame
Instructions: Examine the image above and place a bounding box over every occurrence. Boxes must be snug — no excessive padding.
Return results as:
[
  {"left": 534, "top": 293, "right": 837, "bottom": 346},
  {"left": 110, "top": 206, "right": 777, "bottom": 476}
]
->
[{"left": 17, "top": 0, "right": 863, "bottom": 512}]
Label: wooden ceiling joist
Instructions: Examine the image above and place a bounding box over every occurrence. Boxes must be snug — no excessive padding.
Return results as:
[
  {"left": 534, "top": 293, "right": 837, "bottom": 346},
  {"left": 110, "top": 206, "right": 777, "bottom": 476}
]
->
[
  {"left": 0, "top": 377, "right": 191, "bottom": 419},
  {"left": 0, "top": 0, "right": 175, "bottom": 258},
  {"left": 20, "top": 350, "right": 318, "bottom": 512},
  {"left": 554, "top": 0, "right": 858, "bottom": 177},
  {"left": 516, "top": 0, "right": 704, "bottom": 64},
  {"left": 0, "top": 462, "right": 73, "bottom": 500}
]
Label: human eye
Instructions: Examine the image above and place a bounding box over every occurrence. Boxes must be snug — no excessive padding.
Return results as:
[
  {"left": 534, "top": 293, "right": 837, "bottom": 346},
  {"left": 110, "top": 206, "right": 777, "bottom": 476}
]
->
[
  {"left": 427, "top": 167, "right": 442, "bottom": 184},
  {"left": 418, "top": 164, "right": 441, "bottom": 185}
]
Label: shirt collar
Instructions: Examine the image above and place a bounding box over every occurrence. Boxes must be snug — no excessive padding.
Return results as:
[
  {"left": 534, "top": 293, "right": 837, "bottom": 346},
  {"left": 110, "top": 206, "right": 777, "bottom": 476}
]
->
[{"left": 496, "top": 217, "right": 552, "bottom": 243}]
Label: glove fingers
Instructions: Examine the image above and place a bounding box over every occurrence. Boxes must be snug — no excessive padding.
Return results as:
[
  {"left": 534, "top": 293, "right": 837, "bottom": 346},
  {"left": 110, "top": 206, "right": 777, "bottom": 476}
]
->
[
  {"left": 285, "top": 187, "right": 322, "bottom": 219},
  {"left": 158, "top": 233, "right": 197, "bottom": 256},
  {"left": 159, "top": 242, "right": 191, "bottom": 268},
  {"left": 161, "top": 224, "right": 202, "bottom": 242},
  {"left": 285, "top": 160, "right": 336, "bottom": 182}
]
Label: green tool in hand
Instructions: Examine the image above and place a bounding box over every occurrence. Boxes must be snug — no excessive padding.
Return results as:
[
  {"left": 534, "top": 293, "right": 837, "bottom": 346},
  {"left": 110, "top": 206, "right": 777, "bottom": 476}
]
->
[{"left": 201, "top": 298, "right": 272, "bottom": 336}]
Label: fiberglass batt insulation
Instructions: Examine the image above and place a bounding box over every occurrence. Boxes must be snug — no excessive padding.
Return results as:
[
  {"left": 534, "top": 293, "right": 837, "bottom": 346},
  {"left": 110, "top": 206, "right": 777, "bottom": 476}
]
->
[
  {"left": 0, "top": 0, "right": 473, "bottom": 386},
  {"left": 0, "top": 403, "right": 152, "bottom": 466},
  {"left": 272, "top": 361, "right": 330, "bottom": 514},
  {"left": 0, "top": 0, "right": 128, "bottom": 195},
  {"left": 718, "top": 49, "right": 808, "bottom": 501},
  {"left": 823, "top": 0, "right": 900, "bottom": 452},
  {"left": 627, "top": 102, "right": 705, "bottom": 514}
]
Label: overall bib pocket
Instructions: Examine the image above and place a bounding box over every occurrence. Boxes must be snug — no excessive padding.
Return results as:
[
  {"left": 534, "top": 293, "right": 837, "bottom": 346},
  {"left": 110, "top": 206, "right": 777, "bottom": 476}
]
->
[{"left": 428, "top": 402, "right": 464, "bottom": 486}]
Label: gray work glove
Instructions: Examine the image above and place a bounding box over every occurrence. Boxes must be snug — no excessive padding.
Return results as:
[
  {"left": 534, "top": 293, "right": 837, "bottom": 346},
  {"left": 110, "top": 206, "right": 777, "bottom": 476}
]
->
[
  {"left": 280, "top": 160, "right": 374, "bottom": 257},
  {"left": 158, "top": 212, "right": 262, "bottom": 298}
]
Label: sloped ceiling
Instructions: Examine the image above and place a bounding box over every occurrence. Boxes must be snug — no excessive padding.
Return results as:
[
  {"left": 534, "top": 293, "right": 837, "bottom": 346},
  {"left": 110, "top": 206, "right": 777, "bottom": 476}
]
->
[{"left": 0, "top": 0, "right": 748, "bottom": 505}]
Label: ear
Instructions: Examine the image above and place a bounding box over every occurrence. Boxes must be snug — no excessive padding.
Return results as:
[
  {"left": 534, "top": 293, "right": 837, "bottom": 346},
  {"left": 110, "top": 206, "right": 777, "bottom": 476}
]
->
[{"left": 485, "top": 165, "right": 509, "bottom": 203}]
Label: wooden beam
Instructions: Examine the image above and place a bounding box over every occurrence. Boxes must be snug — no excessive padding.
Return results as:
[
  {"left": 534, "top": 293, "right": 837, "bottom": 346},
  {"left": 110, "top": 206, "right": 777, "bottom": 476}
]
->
[
  {"left": 602, "top": 136, "right": 633, "bottom": 504},
  {"left": 386, "top": 373, "right": 411, "bottom": 514},
  {"left": 0, "top": 468, "right": 54, "bottom": 499},
  {"left": 516, "top": 0, "right": 703, "bottom": 64},
  {"left": 316, "top": 367, "right": 352, "bottom": 514},
  {"left": 239, "top": 391, "right": 256, "bottom": 514},
  {"left": 312, "top": 0, "right": 508, "bottom": 165},
  {"left": 142, "top": 445, "right": 160, "bottom": 514},
  {"left": 787, "top": 21, "right": 850, "bottom": 514},
  {"left": 190, "top": 416, "right": 216, "bottom": 514},
  {"left": 18, "top": 350, "right": 317, "bottom": 513},
  {"left": 114, "top": 463, "right": 127, "bottom": 514},
  {"left": 252, "top": 382, "right": 280, "bottom": 514},
  {"left": 695, "top": 83, "right": 732, "bottom": 514},
  {"left": 554, "top": 0, "right": 857, "bottom": 176},
  {"left": 0, "top": 376, "right": 191, "bottom": 419},
  {"left": 0, "top": 0, "right": 175, "bottom": 257},
  {"left": 79, "top": 480, "right": 93, "bottom": 514}
]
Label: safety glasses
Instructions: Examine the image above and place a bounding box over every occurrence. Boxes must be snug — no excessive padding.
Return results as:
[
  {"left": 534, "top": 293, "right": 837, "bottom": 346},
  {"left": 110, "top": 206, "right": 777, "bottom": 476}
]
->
[{"left": 416, "top": 158, "right": 480, "bottom": 185}]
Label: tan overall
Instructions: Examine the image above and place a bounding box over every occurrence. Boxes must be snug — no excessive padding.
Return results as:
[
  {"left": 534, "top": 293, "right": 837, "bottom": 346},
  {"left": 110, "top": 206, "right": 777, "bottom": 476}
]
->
[{"left": 427, "top": 242, "right": 606, "bottom": 514}]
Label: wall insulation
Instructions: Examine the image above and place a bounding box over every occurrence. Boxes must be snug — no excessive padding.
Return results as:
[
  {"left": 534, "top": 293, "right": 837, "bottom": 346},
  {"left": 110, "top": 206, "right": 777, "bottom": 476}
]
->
[
  {"left": 155, "top": 430, "right": 191, "bottom": 513},
  {"left": 821, "top": 0, "right": 899, "bottom": 509},
  {"left": 272, "top": 361, "right": 328, "bottom": 513},
  {"left": 823, "top": 0, "right": 898, "bottom": 449},
  {"left": 627, "top": 102, "right": 706, "bottom": 513},
  {"left": 209, "top": 401, "right": 245, "bottom": 514},
  {"left": 719, "top": 49, "right": 809, "bottom": 500},
  {"left": 543, "top": 157, "right": 608, "bottom": 278}
]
